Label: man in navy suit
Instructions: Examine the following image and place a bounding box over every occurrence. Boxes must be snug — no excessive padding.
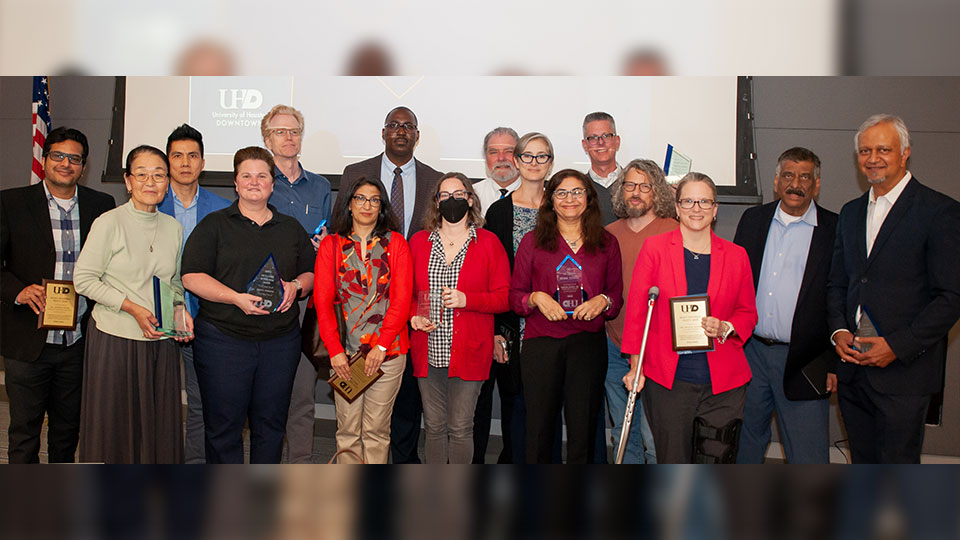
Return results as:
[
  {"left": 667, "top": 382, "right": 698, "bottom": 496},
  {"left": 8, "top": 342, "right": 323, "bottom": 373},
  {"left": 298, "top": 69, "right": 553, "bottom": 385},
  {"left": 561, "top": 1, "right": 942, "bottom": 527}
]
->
[
  {"left": 159, "top": 123, "right": 231, "bottom": 463},
  {"left": 1, "top": 127, "right": 115, "bottom": 463},
  {"left": 828, "top": 114, "right": 960, "bottom": 463},
  {"left": 734, "top": 147, "right": 838, "bottom": 464}
]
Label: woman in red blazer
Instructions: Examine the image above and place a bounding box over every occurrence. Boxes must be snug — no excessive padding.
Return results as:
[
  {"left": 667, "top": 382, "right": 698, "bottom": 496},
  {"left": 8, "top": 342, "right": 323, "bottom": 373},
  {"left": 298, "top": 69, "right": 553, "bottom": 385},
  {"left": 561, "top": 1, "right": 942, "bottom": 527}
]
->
[
  {"left": 622, "top": 173, "right": 757, "bottom": 463},
  {"left": 314, "top": 176, "right": 413, "bottom": 464},
  {"left": 409, "top": 173, "right": 511, "bottom": 464}
]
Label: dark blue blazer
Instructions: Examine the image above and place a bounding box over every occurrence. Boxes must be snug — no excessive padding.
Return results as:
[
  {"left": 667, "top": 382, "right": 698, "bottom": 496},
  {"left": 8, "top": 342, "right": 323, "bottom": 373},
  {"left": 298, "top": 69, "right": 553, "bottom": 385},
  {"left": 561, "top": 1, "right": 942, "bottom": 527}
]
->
[
  {"left": 826, "top": 177, "right": 960, "bottom": 395},
  {"left": 735, "top": 202, "right": 838, "bottom": 400},
  {"left": 157, "top": 185, "right": 232, "bottom": 223}
]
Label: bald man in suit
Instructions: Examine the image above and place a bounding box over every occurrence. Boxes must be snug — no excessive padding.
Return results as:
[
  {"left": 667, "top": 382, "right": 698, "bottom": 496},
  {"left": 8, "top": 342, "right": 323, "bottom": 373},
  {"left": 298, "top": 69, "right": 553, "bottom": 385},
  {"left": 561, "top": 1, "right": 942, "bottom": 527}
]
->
[{"left": 340, "top": 106, "right": 442, "bottom": 463}]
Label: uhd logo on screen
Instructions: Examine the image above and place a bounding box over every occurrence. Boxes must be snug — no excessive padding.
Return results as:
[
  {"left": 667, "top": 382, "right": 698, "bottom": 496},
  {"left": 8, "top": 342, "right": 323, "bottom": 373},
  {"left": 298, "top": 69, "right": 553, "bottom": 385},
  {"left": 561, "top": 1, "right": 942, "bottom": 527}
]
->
[{"left": 218, "top": 89, "right": 264, "bottom": 110}]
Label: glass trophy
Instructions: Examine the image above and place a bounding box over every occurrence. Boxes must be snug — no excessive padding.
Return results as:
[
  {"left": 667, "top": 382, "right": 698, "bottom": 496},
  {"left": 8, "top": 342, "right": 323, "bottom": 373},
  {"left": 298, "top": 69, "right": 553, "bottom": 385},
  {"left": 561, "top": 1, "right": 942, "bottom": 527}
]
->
[
  {"left": 417, "top": 290, "right": 432, "bottom": 323},
  {"left": 555, "top": 254, "right": 585, "bottom": 314},
  {"left": 153, "top": 276, "right": 192, "bottom": 338},
  {"left": 246, "top": 254, "right": 284, "bottom": 312},
  {"left": 855, "top": 308, "right": 882, "bottom": 353}
]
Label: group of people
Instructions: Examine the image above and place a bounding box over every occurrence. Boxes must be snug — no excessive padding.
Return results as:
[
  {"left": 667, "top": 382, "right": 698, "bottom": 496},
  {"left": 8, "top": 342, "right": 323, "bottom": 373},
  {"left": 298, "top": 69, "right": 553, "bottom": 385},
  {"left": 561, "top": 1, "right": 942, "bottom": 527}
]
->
[{"left": 2, "top": 107, "right": 957, "bottom": 464}]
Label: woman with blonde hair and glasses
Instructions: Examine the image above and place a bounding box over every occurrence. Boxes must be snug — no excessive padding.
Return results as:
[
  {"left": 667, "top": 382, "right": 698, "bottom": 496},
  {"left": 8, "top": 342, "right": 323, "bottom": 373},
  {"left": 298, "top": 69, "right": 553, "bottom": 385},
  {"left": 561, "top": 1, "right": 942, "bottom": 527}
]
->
[
  {"left": 509, "top": 169, "right": 623, "bottom": 464},
  {"left": 622, "top": 172, "right": 757, "bottom": 463},
  {"left": 409, "top": 172, "right": 510, "bottom": 463},
  {"left": 483, "top": 131, "right": 555, "bottom": 463}
]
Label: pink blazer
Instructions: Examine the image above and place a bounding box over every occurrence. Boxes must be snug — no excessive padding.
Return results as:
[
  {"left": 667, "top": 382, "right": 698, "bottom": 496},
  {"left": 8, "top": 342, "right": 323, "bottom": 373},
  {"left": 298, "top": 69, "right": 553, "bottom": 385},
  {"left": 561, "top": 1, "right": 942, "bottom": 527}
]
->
[
  {"left": 621, "top": 228, "right": 757, "bottom": 394},
  {"left": 408, "top": 228, "right": 511, "bottom": 381}
]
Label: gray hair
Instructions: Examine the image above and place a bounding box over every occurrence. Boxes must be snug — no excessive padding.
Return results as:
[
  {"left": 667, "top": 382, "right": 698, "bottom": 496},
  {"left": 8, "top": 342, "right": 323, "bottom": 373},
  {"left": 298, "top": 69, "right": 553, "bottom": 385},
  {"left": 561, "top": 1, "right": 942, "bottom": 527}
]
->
[
  {"left": 611, "top": 158, "right": 676, "bottom": 219},
  {"left": 675, "top": 172, "right": 717, "bottom": 202},
  {"left": 775, "top": 147, "right": 822, "bottom": 178},
  {"left": 582, "top": 112, "right": 616, "bottom": 137},
  {"left": 514, "top": 132, "right": 555, "bottom": 179},
  {"left": 855, "top": 114, "right": 911, "bottom": 151},
  {"left": 482, "top": 126, "right": 519, "bottom": 155}
]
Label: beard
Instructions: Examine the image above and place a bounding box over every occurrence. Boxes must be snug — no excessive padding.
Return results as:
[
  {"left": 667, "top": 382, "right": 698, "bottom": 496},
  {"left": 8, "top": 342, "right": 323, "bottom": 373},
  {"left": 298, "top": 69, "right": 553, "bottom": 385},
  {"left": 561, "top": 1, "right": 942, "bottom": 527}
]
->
[
  {"left": 488, "top": 161, "right": 519, "bottom": 183},
  {"left": 623, "top": 198, "right": 651, "bottom": 218}
]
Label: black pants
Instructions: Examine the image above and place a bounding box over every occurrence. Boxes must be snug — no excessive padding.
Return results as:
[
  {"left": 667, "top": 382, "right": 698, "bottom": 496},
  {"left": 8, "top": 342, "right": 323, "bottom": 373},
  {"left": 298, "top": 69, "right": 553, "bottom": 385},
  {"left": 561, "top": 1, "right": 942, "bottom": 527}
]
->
[
  {"left": 473, "top": 340, "right": 524, "bottom": 463},
  {"left": 390, "top": 355, "right": 423, "bottom": 463},
  {"left": 642, "top": 377, "right": 747, "bottom": 464},
  {"left": 521, "top": 331, "right": 607, "bottom": 464},
  {"left": 838, "top": 367, "right": 931, "bottom": 463},
  {"left": 5, "top": 341, "right": 84, "bottom": 463}
]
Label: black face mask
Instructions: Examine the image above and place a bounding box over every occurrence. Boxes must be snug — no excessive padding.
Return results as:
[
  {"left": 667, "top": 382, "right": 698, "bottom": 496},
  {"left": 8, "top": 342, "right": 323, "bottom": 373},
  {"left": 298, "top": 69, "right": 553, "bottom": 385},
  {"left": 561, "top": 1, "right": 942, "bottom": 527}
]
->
[{"left": 438, "top": 198, "right": 470, "bottom": 223}]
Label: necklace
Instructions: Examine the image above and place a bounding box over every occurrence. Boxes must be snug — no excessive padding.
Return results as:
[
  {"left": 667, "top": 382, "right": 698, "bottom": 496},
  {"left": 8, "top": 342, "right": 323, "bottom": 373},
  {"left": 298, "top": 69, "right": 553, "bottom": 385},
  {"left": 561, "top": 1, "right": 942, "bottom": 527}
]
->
[
  {"left": 563, "top": 235, "right": 582, "bottom": 248},
  {"left": 142, "top": 219, "right": 159, "bottom": 253},
  {"left": 439, "top": 228, "right": 469, "bottom": 247}
]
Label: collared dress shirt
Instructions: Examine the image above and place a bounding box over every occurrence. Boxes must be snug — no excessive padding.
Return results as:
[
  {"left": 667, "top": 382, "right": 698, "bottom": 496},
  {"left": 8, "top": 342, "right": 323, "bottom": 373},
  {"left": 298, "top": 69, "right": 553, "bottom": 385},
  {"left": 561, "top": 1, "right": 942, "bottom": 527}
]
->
[
  {"left": 754, "top": 201, "right": 817, "bottom": 343},
  {"left": 43, "top": 182, "right": 85, "bottom": 345},
  {"left": 588, "top": 164, "right": 623, "bottom": 189},
  {"left": 380, "top": 154, "right": 416, "bottom": 236},
  {"left": 269, "top": 162, "right": 332, "bottom": 234},
  {"left": 474, "top": 176, "right": 521, "bottom": 215}
]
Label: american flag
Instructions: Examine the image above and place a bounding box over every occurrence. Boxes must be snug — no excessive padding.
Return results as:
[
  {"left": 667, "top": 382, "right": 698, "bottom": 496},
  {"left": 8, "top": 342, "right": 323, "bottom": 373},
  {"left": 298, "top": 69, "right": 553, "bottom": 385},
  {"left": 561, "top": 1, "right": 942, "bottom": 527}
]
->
[{"left": 31, "top": 76, "right": 51, "bottom": 185}]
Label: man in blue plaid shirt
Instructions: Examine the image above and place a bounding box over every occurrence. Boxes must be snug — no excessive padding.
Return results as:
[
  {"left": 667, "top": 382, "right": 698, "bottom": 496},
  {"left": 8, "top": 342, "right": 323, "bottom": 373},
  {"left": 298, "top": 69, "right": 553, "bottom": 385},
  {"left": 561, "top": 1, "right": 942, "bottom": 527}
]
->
[{"left": 1, "top": 127, "right": 115, "bottom": 463}]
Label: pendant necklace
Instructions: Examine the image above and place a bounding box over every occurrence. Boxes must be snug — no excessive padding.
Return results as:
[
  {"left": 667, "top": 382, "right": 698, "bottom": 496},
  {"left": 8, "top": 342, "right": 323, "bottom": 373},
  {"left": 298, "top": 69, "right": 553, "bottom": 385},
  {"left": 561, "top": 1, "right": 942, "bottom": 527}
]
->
[{"left": 143, "top": 219, "right": 159, "bottom": 253}]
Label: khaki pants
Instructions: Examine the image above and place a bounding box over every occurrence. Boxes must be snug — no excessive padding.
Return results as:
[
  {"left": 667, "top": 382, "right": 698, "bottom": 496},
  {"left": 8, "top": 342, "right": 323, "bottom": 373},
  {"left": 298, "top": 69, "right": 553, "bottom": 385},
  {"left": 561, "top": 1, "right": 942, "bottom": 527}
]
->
[{"left": 334, "top": 354, "right": 405, "bottom": 464}]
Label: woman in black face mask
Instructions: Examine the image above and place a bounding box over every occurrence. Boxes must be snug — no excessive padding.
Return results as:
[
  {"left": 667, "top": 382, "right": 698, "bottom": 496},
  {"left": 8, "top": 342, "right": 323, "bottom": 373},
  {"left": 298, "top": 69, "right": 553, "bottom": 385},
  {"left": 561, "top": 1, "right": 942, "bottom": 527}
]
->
[{"left": 408, "top": 172, "right": 511, "bottom": 463}]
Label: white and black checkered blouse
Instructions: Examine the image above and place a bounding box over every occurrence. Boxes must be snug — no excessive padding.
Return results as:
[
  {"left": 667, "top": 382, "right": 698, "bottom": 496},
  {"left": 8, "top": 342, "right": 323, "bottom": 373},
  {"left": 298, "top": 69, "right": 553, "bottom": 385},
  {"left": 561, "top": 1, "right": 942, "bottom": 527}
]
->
[{"left": 426, "top": 225, "right": 477, "bottom": 368}]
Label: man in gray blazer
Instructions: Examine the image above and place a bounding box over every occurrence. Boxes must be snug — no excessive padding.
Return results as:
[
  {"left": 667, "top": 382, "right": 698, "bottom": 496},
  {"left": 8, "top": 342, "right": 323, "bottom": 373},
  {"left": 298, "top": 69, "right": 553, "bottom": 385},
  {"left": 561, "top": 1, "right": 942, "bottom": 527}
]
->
[
  {"left": 340, "top": 106, "right": 442, "bottom": 463},
  {"left": 340, "top": 106, "right": 442, "bottom": 238}
]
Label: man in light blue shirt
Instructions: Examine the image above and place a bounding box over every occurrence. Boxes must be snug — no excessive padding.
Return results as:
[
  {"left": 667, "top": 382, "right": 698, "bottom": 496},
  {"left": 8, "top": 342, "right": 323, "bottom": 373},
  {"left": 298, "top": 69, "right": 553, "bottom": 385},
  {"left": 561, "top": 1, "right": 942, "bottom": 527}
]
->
[
  {"left": 160, "top": 123, "right": 231, "bottom": 464},
  {"left": 262, "top": 104, "right": 332, "bottom": 247},
  {"left": 261, "top": 104, "right": 333, "bottom": 463},
  {"left": 733, "top": 147, "right": 839, "bottom": 464}
]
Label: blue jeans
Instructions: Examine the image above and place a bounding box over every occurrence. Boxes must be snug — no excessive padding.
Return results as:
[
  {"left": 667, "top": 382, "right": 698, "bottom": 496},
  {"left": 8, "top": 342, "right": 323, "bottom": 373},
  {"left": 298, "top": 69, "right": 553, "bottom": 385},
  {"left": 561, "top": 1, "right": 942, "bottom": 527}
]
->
[
  {"left": 604, "top": 337, "right": 656, "bottom": 464},
  {"left": 736, "top": 339, "right": 830, "bottom": 464},
  {"left": 193, "top": 319, "right": 301, "bottom": 464}
]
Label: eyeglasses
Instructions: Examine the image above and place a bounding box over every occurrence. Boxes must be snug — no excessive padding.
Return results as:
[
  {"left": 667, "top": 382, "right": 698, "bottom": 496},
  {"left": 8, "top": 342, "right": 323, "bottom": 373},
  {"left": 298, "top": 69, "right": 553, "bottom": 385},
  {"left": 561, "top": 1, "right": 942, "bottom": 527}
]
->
[
  {"left": 778, "top": 172, "right": 815, "bottom": 182},
  {"left": 678, "top": 198, "right": 717, "bottom": 209},
  {"left": 384, "top": 121, "right": 417, "bottom": 132},
  {"left": 622, "top": 182, "right": 652, "bottom": 193},
  {"left": 267, "top": 128, "right": 302, "bottom": 137},
  {"left": 46, "top": 151, "right": 83, "bottom": 165},
  {"left": 584, "top": 133, "right": 617, "bottom": 146},
  {"left": 437, "top": 190, "right": 468, "bottom": 201},
  {"left": 352, "top": 195, "right": 382, "bottom": 207},
  {"left": 554, "top": 188, "right": 586, "bottom": 200},
  {"left": 517, "top": 153, "right": 553, "bottom": 164},
  {"left": 130, "top": 172, "right": 168, "bottom": 183}
]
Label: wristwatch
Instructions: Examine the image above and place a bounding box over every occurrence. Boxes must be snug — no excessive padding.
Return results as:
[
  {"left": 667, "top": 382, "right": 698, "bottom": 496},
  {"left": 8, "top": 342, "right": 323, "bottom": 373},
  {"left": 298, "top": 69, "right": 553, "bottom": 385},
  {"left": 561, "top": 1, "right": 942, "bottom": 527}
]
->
[
  {"left": 377, "top": 344, "right": 388, "bottom": 352},
  {"left": 599, "top": 293, "right": 613, "bottom": 312}
]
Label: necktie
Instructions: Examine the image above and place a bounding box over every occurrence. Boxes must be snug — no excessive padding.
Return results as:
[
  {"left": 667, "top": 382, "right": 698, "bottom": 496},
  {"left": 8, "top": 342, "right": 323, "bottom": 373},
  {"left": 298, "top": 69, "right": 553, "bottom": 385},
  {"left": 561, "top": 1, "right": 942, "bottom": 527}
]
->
[
  {"left": 499, "top": 188, "right": 508, "bottom": 199},
  {"left": 392, "top": 166, "right": 404, "bottom": 235}
]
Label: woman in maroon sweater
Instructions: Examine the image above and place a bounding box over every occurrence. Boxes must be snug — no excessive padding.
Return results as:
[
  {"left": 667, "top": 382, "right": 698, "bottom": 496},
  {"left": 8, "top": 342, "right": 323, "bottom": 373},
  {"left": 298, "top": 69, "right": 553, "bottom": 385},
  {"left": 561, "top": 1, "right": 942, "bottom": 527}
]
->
[
  {"left": 509, "top": 169, "right": 623, "bottom": 463},
  {"left": 409, "top": 173, "right": 511, "bottom": 464}
]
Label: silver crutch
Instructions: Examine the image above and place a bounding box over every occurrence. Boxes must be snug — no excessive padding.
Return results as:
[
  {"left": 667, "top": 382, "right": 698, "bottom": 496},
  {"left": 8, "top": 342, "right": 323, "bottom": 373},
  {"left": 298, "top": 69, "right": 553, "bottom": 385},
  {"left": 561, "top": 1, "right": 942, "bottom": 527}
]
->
[{"left": 615, "top": 285, "right": 659, "bottom": 464}]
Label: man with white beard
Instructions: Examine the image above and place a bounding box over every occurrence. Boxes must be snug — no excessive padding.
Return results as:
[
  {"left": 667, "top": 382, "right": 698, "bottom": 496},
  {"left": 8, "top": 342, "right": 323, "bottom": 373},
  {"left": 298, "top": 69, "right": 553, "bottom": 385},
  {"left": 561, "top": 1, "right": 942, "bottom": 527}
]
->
[{"left": 473, "top": 127, "right": 521, "bottom": 214}]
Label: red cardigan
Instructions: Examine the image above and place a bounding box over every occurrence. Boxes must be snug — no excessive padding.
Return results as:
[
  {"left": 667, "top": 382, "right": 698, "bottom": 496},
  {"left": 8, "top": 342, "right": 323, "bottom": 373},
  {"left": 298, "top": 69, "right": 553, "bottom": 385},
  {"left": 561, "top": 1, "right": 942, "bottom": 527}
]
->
[
  {"left": 313, "top": 231, "right": 413, "bottom": 359},
  {"left": 408, "top": 228, "right": 511, "bottom": 381},
  {"left": 621, "top": 229, "right": 757, "bottom": 394}
]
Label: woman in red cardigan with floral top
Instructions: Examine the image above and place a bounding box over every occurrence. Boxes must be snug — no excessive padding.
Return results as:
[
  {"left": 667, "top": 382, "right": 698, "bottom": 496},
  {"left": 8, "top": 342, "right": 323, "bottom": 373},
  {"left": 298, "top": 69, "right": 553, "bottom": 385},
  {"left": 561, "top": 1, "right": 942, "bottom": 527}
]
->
[
  {"left": 314, "top": 176, "right": 412, "bottom": 464},
  {"left": 409, "top": 173, "right": 511, "bottom": 464}
]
